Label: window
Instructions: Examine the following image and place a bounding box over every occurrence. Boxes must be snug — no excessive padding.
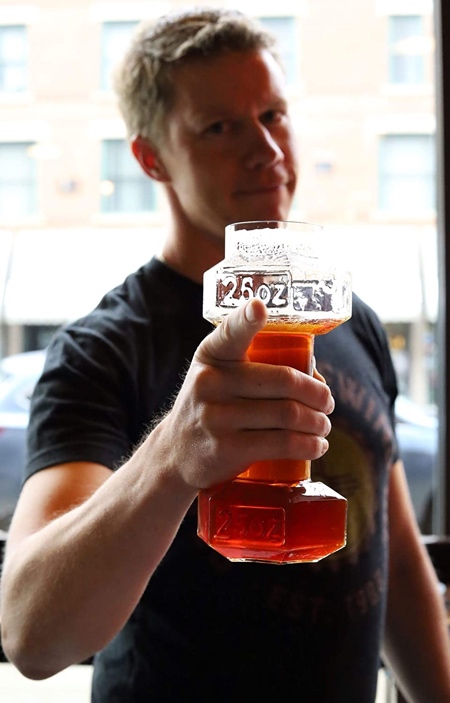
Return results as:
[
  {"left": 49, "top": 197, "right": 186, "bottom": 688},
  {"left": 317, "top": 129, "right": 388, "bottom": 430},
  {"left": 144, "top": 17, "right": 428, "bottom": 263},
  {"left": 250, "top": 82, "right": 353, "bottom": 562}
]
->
[
  {"left": 258, "top": 16, "right": 297, "bottom": 84},
  {"left": 0, "top": 142, "right": 37, "bottom": 217},
  {"left": 0, "top": 25, "right": 27, "bottom": 93},
  {"left": 388, "top": 15, "right": 425, "bottom": 84},
  {"left": 23, "top": 324, "right": 60, "bottom": 352},
  {"left": 101, "top": 139, "right": 156, "bottom": 213},
  {"left": 101, "top": 21, "right": 138, "bottom": 91},
  {"left": 378, "top": 134, "right": 435, "bottom": 212}
]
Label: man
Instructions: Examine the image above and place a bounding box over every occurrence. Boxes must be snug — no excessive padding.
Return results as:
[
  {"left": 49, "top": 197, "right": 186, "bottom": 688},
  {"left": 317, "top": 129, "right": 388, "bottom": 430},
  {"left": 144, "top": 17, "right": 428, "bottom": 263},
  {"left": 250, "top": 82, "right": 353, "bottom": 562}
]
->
[{"left": 1, "top": 8, "right": 450, "bottom": 702}]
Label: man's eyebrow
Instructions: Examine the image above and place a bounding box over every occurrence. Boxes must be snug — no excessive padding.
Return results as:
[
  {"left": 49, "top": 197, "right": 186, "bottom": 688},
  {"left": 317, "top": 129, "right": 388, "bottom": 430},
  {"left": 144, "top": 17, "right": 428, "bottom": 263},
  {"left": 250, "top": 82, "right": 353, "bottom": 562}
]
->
[
  {"left": 186, "top": 94, "right": 289, "bottom": 126},
  {"left": 267, "top": 96, "right": 288, "bottom": 109},
  {"left": 187, "top": 107, "right": 232, "bottom": 126}
]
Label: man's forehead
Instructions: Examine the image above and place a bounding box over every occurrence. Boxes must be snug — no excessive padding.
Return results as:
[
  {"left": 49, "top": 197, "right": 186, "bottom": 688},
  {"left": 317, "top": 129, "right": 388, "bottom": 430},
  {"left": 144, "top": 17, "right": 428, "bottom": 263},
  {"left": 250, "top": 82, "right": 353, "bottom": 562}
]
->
[{"left": 168, "top": 49, "right": 287, "bottom": 111}]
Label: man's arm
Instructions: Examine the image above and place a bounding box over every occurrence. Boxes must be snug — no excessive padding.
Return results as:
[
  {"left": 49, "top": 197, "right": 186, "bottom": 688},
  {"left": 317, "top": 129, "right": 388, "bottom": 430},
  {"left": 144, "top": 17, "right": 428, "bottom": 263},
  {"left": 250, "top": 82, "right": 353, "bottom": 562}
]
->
[
  {"left": 0, "top": 299, "right": 334, "bottom": 680},
  {"left": 1, "top": 456, "right": 198, "bottom": 679},
  {"left": 383, "top": 459, "right": 450, "bottom": 702}
]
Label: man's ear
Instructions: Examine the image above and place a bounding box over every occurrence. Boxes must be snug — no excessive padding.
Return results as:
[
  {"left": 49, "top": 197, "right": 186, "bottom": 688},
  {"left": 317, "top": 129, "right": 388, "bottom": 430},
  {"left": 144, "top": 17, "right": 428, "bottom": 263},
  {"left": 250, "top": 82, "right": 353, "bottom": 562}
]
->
[{"left": 130, "top": 135, "right": 170, "bottom": 182}]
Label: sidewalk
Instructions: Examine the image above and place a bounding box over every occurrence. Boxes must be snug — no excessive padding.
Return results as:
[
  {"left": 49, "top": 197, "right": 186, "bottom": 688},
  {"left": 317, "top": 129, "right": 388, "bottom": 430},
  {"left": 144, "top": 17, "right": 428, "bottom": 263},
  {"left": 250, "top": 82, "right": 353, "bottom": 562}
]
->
[{"left": 0, "top": 663, "right": 92, "bottom": 703}]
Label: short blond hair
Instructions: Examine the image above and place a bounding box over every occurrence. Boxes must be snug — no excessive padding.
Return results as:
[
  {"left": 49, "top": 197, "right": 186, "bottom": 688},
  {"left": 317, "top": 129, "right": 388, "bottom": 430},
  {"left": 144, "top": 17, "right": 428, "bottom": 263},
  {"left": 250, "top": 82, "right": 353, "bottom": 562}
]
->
[{"left": 114, "top": 7, "right": 277, "bottom": 145}]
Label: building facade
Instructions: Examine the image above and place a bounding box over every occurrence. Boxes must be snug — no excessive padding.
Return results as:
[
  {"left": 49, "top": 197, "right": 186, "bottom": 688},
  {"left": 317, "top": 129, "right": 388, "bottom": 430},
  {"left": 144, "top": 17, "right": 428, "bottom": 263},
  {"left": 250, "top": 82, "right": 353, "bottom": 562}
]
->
[{"left": 0, "top": 0, "right": 437, "bottom": 403}]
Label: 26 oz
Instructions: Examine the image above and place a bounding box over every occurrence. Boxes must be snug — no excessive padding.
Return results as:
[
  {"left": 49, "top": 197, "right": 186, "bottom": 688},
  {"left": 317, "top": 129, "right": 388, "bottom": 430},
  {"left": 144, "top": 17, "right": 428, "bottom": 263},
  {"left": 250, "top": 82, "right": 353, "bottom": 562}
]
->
[
  {"left": 222, "top": 275, "right": 286, "bottom": 307},
  {"left": 216, "top": 509, "right": 282, "bottom": 542}
]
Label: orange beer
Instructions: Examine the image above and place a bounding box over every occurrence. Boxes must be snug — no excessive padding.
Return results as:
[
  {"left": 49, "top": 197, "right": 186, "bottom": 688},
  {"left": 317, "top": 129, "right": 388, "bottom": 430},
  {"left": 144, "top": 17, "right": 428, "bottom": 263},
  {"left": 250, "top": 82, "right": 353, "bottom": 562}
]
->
[
  {"left": 197, "top": 319, "right": 347, "bottom": 563},
  {"left": 240, "top": 319, "right": 339, "bottom": 483}
]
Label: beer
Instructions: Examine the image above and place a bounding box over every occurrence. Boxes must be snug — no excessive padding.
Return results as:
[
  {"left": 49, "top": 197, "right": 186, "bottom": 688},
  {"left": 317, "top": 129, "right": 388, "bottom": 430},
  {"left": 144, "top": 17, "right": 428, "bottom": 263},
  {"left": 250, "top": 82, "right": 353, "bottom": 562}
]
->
[
  {"left": 197, "top": 480, "right": 347, "bottom": 563},
  {"left": 199, "top": 219, "right": 351, "bottom": 563},
  {"left": 240, "top": 319, "right": 340, "bottom": 483},
  {"left": 197, "top": 320, "right": 347, "bottom": 563}
]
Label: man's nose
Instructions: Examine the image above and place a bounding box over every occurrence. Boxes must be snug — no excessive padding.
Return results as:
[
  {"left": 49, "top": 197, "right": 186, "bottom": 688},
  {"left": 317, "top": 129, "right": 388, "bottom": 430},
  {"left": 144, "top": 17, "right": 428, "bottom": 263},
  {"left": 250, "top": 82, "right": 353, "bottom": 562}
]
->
[{"left": 244, "top": 123, "right": 284, "bottom": 169}]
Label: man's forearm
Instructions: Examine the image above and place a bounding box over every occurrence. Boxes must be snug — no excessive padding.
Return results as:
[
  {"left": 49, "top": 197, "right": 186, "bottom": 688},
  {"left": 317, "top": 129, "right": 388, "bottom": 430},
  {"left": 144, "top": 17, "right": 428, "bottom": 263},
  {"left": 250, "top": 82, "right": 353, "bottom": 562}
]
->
[
  {"left": 1, "top": 433, "right": 197, "bottom": 679},
  {"left": 383, "top": 536, "right": 450, "bottom": 702}
]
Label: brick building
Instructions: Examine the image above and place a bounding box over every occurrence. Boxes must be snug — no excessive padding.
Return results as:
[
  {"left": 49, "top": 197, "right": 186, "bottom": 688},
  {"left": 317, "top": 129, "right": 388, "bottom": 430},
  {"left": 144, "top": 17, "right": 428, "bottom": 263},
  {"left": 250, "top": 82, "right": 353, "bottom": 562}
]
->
[{"left": 0, "top": 0, "right": 437, "bottom": 402}]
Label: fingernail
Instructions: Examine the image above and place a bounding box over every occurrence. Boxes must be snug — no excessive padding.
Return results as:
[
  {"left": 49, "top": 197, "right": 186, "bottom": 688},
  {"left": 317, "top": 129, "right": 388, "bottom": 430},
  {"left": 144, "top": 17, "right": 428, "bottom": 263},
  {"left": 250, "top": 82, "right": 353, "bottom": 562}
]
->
[
  {"left": 244, "top": 300, "right": 257, "bottom": 323},
  {"left": 320, "top": 438, "right": 329, "bottom": 455},
  {"left": 326, "top": 396, "right": 335, "bottom": 414}
]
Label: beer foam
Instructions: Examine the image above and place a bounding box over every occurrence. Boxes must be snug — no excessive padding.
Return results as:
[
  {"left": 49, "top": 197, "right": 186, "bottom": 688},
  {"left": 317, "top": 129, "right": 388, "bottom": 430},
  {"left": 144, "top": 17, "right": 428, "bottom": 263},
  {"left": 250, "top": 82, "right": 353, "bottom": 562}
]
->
[{"left": 225, "top": 226, "right": 320, "bottom": 263}]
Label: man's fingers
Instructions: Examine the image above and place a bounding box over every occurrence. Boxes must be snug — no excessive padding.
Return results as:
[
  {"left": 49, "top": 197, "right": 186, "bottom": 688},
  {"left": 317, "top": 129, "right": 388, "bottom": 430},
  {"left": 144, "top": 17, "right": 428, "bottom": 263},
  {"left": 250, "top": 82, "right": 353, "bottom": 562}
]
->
[
  {"left": 196, "top": 299, "right": 268, "bottom": 363},
  {"left": 313, "top": 366, "right": 327, "bottom": 384},
  {"left": 206, "top": 398, "right": 332, "bottom": 436},
  {"left": 201, "top": 362, "right": 335, "bottom": 413}
]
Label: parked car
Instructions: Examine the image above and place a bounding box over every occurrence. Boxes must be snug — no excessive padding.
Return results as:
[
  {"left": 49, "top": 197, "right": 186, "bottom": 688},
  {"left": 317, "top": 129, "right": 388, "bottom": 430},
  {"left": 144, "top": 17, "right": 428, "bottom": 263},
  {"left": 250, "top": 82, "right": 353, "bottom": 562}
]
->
[
  {"left": 0, "top": 349, "right": 46, "bottom": 532},
  {"left": 0, "top": 349, "right": 439, "bottom": 533},
  {"left": 395, "top": 394, "right": 438, "bottom": 533}
]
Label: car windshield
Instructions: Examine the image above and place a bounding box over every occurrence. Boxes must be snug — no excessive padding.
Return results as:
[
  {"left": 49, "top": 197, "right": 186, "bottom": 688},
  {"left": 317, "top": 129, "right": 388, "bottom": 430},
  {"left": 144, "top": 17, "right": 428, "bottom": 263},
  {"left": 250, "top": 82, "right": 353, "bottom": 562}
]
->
[{"left": 0, "top": 351, "right": 46, "bottom": 413}]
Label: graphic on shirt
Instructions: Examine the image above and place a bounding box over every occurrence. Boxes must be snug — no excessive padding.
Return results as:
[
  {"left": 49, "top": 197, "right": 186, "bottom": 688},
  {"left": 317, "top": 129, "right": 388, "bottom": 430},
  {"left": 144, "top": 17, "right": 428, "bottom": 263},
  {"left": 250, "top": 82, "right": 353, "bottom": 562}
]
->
[
  {"left": 313, "top": 363, "right": 396, "bottom": 566},
  {"left": 313, "top": 426, "right": 376, "bottom": 562},
  {"left": 251, "top": 367, "right": 394, "bottom": 629}
]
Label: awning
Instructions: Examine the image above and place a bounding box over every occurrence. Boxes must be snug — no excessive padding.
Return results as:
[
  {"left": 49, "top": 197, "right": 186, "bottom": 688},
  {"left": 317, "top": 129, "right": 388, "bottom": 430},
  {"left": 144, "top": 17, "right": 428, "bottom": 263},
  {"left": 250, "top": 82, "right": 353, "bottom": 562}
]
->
[
  {"left": 321, "top": 224, "right": 438, "bottom": 323},
  {"left": 0, "top": 223, "right": 438, "bottom": 326},
  {"left": 1, "top": 227, "right": 166, "bottom": 324}
]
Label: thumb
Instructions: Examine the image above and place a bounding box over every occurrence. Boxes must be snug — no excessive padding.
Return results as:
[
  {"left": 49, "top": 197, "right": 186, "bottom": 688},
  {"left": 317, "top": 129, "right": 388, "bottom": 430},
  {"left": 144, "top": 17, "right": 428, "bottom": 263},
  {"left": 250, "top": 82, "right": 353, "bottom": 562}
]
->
[
  {"left": 312, "top": 359, "right": 327, "bottom": 383},
  {"left": 197, "top": 298, "right": 268, "bottom": 363}
]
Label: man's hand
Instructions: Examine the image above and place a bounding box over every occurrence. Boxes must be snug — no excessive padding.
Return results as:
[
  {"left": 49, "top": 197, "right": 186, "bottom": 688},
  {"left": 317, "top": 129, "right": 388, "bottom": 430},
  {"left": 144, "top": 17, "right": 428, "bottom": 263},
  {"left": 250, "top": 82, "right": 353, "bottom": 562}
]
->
[{"left": 158, "top": 298, "right": 335, "bottom": 490}]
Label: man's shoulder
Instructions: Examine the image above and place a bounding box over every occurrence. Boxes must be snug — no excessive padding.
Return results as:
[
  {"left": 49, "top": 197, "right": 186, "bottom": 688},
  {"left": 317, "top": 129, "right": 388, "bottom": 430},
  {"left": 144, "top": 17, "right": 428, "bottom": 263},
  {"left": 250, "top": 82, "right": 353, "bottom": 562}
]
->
[
  {"left": 95, "top": 257, "right": 203, "bottom": 318},
  {"left": 350, "top": 292, "right": 379, "bottom": 321},
  {"left": 346, "top": 293, "right": 386, "bottom": 340},
  {"left": 97, "top": 257, "right": 163, "bottom": 313},
  {"left": 317, "top": 293, "right": 391, "bottom": 373},
  {"left": 48, "top": 257, "right": 205, "bottom": 363}
]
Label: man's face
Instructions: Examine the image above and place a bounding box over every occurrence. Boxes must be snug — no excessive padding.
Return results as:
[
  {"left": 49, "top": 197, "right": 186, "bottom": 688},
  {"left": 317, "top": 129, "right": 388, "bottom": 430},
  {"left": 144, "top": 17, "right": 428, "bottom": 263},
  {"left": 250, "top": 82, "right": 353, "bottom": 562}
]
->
[{"left": 156, "top": 49, "right": 299, "bottom": 240}]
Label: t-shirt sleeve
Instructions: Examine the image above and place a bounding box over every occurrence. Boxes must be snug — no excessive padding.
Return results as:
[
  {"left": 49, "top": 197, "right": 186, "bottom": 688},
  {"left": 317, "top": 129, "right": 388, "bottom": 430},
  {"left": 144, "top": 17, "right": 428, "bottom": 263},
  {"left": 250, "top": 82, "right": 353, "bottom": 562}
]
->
[
  {"left": 25, "top": 321, "right": 140, "bottom": 481},
  {"left": 353, "top": 294, "right": 400, "bottom": 462}
]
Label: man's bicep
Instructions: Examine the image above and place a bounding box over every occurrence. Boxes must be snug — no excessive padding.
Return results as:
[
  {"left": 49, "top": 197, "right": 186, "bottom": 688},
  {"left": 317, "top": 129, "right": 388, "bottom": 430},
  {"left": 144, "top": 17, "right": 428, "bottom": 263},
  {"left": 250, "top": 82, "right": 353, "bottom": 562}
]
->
[
  {"left": 6, "top": 462, "right": 112, "bottom": 552},
  {"left": 388, "top": 459, "right": 421, "bottom": 544}
]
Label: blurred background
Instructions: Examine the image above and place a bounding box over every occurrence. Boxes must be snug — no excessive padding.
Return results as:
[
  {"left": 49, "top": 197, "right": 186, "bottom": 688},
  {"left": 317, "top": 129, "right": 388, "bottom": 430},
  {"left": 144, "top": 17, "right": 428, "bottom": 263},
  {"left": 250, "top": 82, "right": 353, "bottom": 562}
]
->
[{"left": 0, "top": 0, "right": 441, "bottom": 535}]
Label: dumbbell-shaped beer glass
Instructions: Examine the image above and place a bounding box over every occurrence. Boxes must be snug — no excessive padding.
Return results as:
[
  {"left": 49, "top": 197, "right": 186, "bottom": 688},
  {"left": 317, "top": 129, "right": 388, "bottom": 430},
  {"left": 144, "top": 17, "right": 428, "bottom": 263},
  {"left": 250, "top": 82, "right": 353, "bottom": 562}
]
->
[{"left": 197, "top": 221, "right": 352, "bottom": 564}]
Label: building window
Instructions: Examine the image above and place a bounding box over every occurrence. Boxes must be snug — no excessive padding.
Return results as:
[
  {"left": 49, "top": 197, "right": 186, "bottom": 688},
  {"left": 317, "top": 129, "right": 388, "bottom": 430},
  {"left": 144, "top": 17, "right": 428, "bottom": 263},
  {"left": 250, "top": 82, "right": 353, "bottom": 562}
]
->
[
  {"left": 0, "top": 25, "right": 27, "bottom": 93},
  {"left": 388, "top": 15, "right": 425, "bottom": 85},
  {"left": 378, "top": 134, "right": 435, "bottom": 213},
  {"left": 101, "top": 139, "right": 156, "bottom": 213},
  {"left": 23, "top": 324, "right": 60, "bottom": 352},
  {"left": 101, "top": 21, "right": 138, "bottom": 91},
  {"left": 258, "top": 17, "right": 297, "bottom": 84},
  {"left": 0, "top": 142, "right": 37, "bottom": 217}
]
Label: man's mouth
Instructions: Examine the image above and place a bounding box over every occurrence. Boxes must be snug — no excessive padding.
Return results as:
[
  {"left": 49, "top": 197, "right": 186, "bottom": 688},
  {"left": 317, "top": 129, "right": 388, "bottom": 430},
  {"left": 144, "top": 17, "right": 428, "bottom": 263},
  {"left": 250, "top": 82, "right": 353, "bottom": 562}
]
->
[{"left": 234, "top": 182, "right": 287, "bottom": 196}]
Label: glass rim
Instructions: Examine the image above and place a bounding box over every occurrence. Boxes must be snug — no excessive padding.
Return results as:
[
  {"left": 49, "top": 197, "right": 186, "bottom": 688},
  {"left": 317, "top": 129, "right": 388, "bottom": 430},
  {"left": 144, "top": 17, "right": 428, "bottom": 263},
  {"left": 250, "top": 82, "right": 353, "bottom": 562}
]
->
[{"left": 225, "top": 220, "right": 323, "bottom": 233}]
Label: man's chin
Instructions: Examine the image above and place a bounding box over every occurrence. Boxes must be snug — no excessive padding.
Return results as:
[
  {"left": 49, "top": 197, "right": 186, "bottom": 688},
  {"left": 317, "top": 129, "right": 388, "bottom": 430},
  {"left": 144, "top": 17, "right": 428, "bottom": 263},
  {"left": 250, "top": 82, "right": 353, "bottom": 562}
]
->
[{"left": 235, "top": 206, "right": 292, "bottom": 225}]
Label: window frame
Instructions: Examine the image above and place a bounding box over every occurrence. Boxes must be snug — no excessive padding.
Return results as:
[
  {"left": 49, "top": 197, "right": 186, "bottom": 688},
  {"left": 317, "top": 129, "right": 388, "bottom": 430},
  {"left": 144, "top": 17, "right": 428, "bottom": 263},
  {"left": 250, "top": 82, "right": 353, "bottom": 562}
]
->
[
  {"left": 257, "top": 16, "right": 298, "bottom": 85},
  {"left": 0, "top": 24, "right": 28, "bottom": 94},
  {"left": 100, "top": 20, "right": 138, "bottom": 92},
  {"left": 0, "top": 141, "right": 37, "bottom": 218},
  {"left": 388, "top": 14, "right": 426, "bottom": 85},
  {"left": 100, "top": 138, "right": 157, "bottom": 214},
  {"left": 378, "top": 132, "right": 436, "bottom": 214},
  {"left": 434, "top": 0, "right": 450, "bottom": 535}
]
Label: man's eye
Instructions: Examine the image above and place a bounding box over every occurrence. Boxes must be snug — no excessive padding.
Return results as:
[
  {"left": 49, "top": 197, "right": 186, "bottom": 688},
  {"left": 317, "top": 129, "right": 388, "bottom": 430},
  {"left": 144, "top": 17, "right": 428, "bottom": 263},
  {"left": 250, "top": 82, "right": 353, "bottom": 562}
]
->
[
  {"left": 205, "top": 121, "right": 227, "bottom": 135},
  {"left": 262, "top": 110, "right": 283, "bottom": 125}
]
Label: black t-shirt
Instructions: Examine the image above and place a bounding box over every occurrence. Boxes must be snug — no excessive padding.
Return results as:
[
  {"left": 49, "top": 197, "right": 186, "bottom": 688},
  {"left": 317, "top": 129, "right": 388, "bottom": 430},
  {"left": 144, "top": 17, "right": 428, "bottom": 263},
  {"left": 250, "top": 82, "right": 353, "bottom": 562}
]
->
[{"left": 26, "top": 257, "right": 399, "bottom": 703}]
